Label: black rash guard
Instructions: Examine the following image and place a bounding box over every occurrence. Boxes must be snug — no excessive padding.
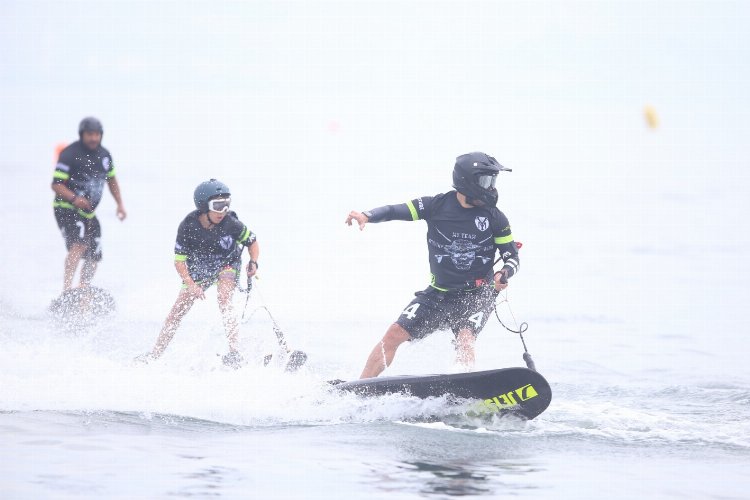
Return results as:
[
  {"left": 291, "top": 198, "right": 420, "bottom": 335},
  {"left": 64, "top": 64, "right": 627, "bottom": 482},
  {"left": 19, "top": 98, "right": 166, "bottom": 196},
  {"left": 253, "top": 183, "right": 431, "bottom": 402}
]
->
[
  {"left": 174, "top": 210, "right": 257, "bottom": 282},
  {"left": 52, "top": 140, "right": 115, "bottom": 215},
  {"left": 364, "top": 191, "right": 519, "bottom": 291}
]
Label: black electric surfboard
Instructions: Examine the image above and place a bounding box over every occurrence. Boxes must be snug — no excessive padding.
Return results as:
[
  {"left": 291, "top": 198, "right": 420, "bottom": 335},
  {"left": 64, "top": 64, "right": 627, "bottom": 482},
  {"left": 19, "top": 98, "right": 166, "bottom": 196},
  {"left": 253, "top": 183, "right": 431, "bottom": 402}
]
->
[{"left": 333, "top": 367, "right": 551, "bottom": 420}]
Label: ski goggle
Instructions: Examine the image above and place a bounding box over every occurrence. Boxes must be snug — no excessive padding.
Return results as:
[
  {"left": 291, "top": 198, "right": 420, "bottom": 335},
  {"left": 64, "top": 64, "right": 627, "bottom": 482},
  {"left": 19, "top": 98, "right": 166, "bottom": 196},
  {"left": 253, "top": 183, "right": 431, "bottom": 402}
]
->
[
  {"left": 476, "top": 174, "right": 498, "bottom": 190},
  {"left": 208, "top": 197, "right": 231, "bottom": 213}
]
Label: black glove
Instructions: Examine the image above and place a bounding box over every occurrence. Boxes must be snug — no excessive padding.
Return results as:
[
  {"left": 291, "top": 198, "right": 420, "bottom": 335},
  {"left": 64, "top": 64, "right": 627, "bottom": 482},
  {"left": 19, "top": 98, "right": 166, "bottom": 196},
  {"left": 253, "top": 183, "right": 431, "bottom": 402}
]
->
[{"left": 495, "top": 268, "right": 509, "bottom": 284}]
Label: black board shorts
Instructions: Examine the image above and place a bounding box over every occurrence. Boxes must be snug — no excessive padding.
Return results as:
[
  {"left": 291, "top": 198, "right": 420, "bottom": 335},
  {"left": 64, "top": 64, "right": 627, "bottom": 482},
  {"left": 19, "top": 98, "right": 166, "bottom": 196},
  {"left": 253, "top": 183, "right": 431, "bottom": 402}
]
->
[
  {"left": 187, "top": 259, "right": 242, "bottom": 288},
  {"left": 54, "top": 207, "right": 102, "bottom": 262},
  {"left": 395, "top": 285, "right": 498, "bottom": 340}
]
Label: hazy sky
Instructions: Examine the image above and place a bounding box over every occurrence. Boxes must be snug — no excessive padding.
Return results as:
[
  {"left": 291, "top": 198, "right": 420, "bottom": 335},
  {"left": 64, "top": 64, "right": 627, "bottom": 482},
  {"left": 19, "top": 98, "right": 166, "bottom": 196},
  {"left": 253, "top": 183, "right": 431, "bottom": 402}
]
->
[{"left": 2, "top": 1, "right": 748, "bottom": 170}]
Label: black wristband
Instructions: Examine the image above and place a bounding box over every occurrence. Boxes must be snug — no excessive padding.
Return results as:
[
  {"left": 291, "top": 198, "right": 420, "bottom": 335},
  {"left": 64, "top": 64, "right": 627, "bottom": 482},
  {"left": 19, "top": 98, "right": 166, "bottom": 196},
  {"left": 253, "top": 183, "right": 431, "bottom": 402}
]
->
[{"left": 248, "top": 260, "right": 258, "bottom": 269}]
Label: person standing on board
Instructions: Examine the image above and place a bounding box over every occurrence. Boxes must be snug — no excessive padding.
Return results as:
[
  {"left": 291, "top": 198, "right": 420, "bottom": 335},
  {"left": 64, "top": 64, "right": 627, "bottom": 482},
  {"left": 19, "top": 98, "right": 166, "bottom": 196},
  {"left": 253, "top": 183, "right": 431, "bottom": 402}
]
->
[
  {"left": 51, "top": 117, "right": 127, "bottom": 291},
  {"left": 142, "top": 179, "right": 259, "bottom": 367},
  {"left": 346, "top": 152, "right": 520, "bottom": 379}
]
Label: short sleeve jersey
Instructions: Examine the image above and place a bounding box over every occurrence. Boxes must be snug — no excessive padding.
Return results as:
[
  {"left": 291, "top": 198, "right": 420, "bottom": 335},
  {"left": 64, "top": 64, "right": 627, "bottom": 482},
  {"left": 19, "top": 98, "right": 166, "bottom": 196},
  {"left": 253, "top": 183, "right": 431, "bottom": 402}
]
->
[
  {"left": 174, "top": 210, "right": 256, "bottom": 282},
  {"left": 52, "top": 141, "right": 115, "bottom": 211},
  {"left": 407, "top": 192, "right": 517, "bottom": 290}
]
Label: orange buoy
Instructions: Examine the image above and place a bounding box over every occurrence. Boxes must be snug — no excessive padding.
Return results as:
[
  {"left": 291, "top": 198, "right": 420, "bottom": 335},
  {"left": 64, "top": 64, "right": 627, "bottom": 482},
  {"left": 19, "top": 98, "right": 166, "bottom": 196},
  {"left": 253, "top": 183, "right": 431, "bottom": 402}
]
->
[{"left": 54, "top": 142, "right": 67, "bottom": 162}]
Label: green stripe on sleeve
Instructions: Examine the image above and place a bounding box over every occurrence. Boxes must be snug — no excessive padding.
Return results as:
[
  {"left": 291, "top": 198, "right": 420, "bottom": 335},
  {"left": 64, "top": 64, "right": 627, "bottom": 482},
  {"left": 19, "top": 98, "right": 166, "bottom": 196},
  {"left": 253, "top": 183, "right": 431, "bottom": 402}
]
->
[
  {"left": 53, "top": 171, "right": 70, "bottom": 180},
  {"left": 106, "top": 168, "right": 116, "bottom": 178},
  {"left": 406, "top": 200, "right": 419, "bottom": 221},
  {"left": 494, "top": 234, "right": 514, "bottom": 245},
  {"left": 174, "top": 254, "right": 187, "bottom": 262}
]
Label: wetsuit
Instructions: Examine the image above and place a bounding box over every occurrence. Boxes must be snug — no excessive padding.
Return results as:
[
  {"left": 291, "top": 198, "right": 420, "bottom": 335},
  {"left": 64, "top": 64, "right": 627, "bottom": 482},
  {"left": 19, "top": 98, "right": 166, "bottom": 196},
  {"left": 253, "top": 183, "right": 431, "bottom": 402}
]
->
[
  {"left": 174, "top": 210, "right": 256, "bottom": 285},
  {"left": 52, "top": 140, "right": 116, "bottom": 261},
  {"left": 363, "top": 191, "right": 519, "bottom": 339}
]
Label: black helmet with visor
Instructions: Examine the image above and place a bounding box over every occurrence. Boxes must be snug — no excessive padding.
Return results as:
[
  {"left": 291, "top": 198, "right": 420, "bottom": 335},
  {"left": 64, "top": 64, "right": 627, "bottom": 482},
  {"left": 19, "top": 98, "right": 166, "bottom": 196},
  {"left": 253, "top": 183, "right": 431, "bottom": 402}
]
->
[{"left": 452, "top": 152, "right": 511, "bottom": 207}]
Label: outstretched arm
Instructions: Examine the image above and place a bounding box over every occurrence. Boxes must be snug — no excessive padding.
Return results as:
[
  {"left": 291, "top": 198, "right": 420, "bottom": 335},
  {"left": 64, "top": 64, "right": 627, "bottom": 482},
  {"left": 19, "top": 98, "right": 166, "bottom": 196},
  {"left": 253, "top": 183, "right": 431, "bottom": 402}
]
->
[
  {"left": 345, "top": 203, "right": 416, "bottom": 230},
  {"left": 345, "top": 211, "right": 370, "bottom": 230}
]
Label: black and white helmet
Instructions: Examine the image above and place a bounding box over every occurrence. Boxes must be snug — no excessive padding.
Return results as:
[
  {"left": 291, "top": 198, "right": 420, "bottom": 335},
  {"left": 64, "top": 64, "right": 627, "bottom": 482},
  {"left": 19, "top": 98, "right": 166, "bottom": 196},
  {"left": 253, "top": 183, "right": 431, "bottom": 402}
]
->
[
  {"left": 452, "top": 152, "right": 511, "bottom": 207},
  {"left": 193, "top": 179, "right": 231, "bottom": 212}
]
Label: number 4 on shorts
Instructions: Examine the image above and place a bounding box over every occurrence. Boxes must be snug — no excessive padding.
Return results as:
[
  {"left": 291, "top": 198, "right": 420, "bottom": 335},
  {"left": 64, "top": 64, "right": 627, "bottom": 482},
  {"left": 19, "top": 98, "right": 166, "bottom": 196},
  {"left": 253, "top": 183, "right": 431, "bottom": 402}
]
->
[
  {"left": 401, "top": 303, "right": 420, "bottom": 320},
  {"left": 468, "top": 312, "right": 484, "bottom": 328}
]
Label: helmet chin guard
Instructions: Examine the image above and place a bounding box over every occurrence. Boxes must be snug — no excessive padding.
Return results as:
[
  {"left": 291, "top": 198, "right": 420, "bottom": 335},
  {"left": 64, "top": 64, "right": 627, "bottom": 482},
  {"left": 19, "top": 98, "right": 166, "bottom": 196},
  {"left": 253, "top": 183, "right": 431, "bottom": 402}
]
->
[{"left": 452, "top": 152, "right": 510, "bottom": 207}]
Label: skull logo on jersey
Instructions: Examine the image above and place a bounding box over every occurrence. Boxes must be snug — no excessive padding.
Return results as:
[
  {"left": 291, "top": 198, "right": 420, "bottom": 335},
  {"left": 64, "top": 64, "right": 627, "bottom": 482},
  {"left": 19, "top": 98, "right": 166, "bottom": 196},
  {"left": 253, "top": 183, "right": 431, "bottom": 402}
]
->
[{"left": 435, "top": 239, "right": 483, "bottom": 270}]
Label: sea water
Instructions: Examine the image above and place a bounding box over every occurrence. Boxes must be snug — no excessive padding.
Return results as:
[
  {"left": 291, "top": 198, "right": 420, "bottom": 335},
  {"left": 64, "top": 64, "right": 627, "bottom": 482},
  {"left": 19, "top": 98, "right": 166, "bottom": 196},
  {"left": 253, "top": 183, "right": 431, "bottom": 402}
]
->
[{"left": 2, "top": 1, "right": 750, "bottom": 498}]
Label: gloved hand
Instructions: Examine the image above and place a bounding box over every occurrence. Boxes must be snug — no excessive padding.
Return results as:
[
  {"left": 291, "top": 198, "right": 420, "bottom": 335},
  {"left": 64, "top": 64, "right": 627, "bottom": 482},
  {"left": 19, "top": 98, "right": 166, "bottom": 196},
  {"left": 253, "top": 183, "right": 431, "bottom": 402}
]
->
[{"left": 494, "top": 269, "right": 509, "bottom": 291}]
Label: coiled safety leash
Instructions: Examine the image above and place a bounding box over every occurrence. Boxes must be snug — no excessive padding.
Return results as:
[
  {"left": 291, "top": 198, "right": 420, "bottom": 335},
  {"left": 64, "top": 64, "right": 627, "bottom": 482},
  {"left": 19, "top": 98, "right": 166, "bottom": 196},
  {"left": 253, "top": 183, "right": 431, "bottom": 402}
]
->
[{"left": 494, "top": 291, "right": 536, "bottom": 372}]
